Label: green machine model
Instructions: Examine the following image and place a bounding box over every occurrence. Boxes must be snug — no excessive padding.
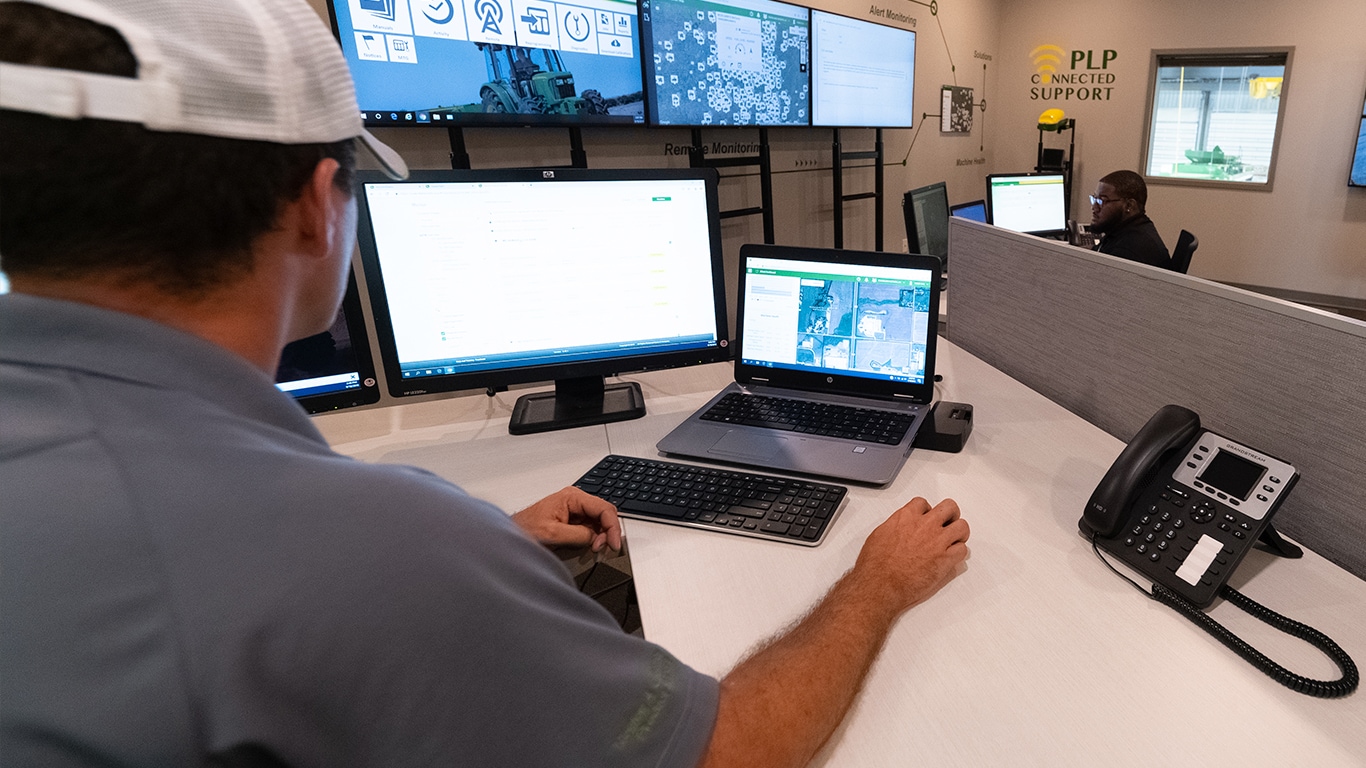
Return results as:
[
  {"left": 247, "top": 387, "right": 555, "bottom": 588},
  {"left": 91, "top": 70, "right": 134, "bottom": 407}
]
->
[
  {"left": 1174, "top": 145, "right": 1246, "bottom": 179},
  {"left": 433, "top": 44, "right": 610, "bottom": 117}
]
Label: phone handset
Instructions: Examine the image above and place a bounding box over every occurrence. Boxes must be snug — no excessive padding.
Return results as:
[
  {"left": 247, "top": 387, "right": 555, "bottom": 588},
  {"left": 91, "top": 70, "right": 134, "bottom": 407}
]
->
[
  {"left": 1082, "top": 405, "right": 1358, "bottom": 698},
  {"left": 1067, "top": 219, "right": 1098, "bottom": 249},
  {"left": 1081, "top": 404, "right": 1199, "bottom": 538}
]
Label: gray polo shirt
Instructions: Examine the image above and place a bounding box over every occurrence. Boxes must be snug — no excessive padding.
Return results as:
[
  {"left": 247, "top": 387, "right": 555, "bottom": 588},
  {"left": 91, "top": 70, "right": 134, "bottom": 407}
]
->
[{"left": 0, "top": 293, "right": 718, "bottom": 767}]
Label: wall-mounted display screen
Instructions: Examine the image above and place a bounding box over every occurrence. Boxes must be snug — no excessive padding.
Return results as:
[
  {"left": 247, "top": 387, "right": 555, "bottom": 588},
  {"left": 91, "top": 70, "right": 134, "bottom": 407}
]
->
[
  {"left": 1350, "top": 90, "right": 1366, "bottom": 187},
  {"left": 810, "top": 10, "right": 914, "bottom": 128},
  {"left": 328, "top": 0, "right": 646, "bottom": 126},
  {"left": 940, "top": 85, "right": 972, "bottom": 132},
  {"left": 641, "top": 0, "right": 809, "bottom": 126}
]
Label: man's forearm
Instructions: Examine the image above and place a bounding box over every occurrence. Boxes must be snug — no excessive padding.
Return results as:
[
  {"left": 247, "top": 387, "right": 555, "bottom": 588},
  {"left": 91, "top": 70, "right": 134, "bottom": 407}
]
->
[
  {"left": 697, "top": 565, "right": 901, "bottom": 768},
  {"left": 695, "top": 496, "right": 969, "bottom": 768}
]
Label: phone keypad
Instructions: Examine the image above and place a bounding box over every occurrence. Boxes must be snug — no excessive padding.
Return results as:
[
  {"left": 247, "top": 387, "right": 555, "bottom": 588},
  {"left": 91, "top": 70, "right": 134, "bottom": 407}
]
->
[{"left": 1120, "top": 484, "right": 1240, "bottom": 578}]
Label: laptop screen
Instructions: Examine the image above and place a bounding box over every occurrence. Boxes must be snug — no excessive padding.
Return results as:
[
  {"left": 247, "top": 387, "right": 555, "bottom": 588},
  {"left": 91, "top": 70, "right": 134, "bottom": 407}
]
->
[{"left": 740, "top": 254, "right": 936, "bottom": 385}]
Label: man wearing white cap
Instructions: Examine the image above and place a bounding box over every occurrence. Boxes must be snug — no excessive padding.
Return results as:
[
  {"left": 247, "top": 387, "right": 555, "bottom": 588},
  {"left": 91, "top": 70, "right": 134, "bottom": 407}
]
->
[{"left": 0, "top": 1, "right": 970, "bottom": 766}]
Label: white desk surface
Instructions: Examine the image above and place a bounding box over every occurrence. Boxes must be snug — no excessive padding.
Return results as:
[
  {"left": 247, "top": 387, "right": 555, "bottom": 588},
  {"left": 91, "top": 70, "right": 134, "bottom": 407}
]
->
[{"left": 316, "top": 340, "right": 1366, "bottom": 767}]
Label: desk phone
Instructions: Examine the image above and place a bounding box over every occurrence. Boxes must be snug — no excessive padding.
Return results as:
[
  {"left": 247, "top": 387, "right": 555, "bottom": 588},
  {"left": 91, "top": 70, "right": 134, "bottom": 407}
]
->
[
  {"left": 1080, "top": 405, "right": 1298, "bottom": 607},
  {"left": 1080, "top": 405, "right": 1357, "bottom": 698}
]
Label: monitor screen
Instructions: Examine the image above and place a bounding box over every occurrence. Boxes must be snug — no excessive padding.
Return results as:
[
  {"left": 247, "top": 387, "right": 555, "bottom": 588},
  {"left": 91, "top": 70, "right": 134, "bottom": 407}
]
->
[
  {"left": 1350, "top": 89, "right": 1366, "bottom": 187},
  {"left": 356, "top": 167, "right": 730, "bottom": 434},
  {"left": 986, "top": 173, "right": 1067, "bottom": 236},
  {"left": 275, "top": 270, "right": 382, "bottom": 414},
  {"left": 1353, "top": 118, "right": 1366, "bottom": 187},
  {"left": 902, "top": 182, "right": 948, "bottom": 265},
  {"left": 327, "top": 0, "right": 646, "bottom": 127},
  {"left": 810, "top": 11, "right": 914, "bottom": 128},
  {"left": 738, "top": 248, "right": 939, "bottom": 387},
  {"left": 640, "top": 0, "right": 810, "bottom": 126},
  {"left": 949, "top": 199, "right": 987, "bottom": 222}
]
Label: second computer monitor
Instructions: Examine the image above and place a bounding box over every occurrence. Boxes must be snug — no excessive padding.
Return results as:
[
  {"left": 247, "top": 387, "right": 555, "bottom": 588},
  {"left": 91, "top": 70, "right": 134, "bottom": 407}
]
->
[
  {"left": 949, "top": 199, "right": 987, "bottom": 223},
  {"left": 985, "top": 173, "right": 1067, "bottom": 237},
  {"left": 903, "top": 182, "right": 949, "bottom": 270}
]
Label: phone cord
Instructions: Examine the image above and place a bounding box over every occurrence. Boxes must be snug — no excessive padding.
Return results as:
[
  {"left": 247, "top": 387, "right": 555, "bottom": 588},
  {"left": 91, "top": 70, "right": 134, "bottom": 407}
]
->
[{"left": 1151, "top": 582, "right": 1360, "bottom": 698}]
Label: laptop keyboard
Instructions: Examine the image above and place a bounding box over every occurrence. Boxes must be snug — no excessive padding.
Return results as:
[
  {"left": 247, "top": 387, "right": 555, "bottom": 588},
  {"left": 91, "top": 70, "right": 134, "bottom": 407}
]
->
[
  {"left": 699, "top": 392, "right": 915, "bottom": 445},
  {"left": 573, "top": 455, "right": 847, "bottom": 546}
]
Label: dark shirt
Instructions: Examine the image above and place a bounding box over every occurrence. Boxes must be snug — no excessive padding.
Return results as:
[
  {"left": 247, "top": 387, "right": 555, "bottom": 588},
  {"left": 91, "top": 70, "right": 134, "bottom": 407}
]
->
[{"left": 1097, "top": 213, "right": 1170, "bottom": 268}]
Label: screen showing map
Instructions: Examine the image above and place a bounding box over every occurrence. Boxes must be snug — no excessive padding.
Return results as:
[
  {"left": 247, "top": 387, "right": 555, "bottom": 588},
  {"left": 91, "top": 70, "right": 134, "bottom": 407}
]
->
[
  {"left": 328, "top": 0, "right": 645, "bottom": 126},
  {"left": 740, "top": 256, "right": 934, "bottom": 385},
  {"left": 640, "top": 0, "right": 809, "bottom": 126}
]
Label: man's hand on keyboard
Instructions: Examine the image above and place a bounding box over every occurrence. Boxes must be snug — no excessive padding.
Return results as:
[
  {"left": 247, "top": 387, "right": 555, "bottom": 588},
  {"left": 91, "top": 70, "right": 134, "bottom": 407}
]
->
[{"left": 512, "top": 487, "right": 623, "bottom": 553}]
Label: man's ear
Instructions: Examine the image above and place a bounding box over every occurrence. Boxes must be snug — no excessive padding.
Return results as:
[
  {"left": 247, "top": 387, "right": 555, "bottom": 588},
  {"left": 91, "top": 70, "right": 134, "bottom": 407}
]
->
[{"left": 294, "top": 158, "right": 347, "bottom": 261}]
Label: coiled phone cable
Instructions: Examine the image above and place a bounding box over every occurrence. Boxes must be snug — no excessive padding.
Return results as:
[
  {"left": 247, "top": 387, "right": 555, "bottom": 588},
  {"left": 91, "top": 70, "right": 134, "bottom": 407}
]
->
[{"left": 1093, "top": 537, "right": 1359, "bottom": 698}]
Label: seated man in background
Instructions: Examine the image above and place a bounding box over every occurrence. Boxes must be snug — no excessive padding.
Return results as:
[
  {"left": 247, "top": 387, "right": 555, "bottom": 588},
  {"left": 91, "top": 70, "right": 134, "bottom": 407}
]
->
[
  {"left": 0, "top": 0, "right": 971, "bottom": 765},
  {"left": 1089, "top": 170, "right": 1171, "bottom": 268}
]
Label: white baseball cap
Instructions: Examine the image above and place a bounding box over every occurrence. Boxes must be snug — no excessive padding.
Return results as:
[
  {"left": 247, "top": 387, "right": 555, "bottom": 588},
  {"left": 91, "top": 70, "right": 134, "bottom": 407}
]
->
[{"left": 0, "top": 0, "right": 408, "bottom": 179}]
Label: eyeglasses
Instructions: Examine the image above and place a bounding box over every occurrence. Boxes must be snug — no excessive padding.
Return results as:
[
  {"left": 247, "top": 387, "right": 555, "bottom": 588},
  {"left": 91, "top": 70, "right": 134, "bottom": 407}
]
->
[{"left": 1089, "top": 195, "right": 1127, "bottom": 206}]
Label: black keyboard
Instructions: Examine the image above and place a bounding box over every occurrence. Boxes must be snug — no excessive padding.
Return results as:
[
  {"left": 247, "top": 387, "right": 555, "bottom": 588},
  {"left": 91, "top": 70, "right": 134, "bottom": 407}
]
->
[
  {"left": 699, "top": 392, "right": 915, "bottom": 445},
  {"left": 573, "top": 455, "right": 848, "bottom": 546}
]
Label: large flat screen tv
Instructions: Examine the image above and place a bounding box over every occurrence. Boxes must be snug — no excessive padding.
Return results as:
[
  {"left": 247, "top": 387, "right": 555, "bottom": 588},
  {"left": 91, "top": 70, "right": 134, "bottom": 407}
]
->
[
  {"left": 810, "top": 10, "right": 914, "bottom": 128},
  {"left": 327, "top": 0, "right": 646, "bottom": 127},
  {"left": 640, "top": 0, "right": 810, "bottom": 126},
  {"left": 355, "top": 167, "right": 731, "bottom": 434}
]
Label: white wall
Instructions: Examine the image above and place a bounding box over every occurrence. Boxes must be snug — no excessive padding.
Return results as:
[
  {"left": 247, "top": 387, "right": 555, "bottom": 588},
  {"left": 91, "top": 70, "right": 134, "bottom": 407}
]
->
[{"left": 991, "top": 0, "right": 1366, "bottom": 299}]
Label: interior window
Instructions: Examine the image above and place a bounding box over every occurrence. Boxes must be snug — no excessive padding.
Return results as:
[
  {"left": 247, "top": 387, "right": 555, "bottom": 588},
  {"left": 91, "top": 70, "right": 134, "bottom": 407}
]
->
[{"left": 1143, "top": 50, "right": 1292, "bottom": 187}]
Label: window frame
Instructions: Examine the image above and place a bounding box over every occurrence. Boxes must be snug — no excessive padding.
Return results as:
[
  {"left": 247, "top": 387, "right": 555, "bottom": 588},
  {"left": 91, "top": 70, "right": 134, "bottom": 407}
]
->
[{"left": 1139, "top": 47, "right": 1295, "bottom": 192}]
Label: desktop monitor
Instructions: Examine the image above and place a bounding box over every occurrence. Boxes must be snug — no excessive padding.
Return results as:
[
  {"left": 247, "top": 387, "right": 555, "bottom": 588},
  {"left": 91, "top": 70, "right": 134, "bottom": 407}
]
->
[
  {"left": 355, "top": 167, "right": 731, "bottom": 434},
  {"left": 949, "top": 199, "right": 987, "bottom": 223},
  {"left": 985, "top": 173, "right": 1067, "bottom": 237},
  {"left": 902, "top": 182, "right": 949, "bottom": 270},
  {"left": 810, "top": 11, "right": 915, "bottom": 128},
  {"left": 640, "top": 0, "right": 810, "bottom": 126},
  {"left": 275, "top": 270, "right": 382, "bottom": 414},
  {"left": 327, "top": 0, "right": 646, "bottom": 127}
]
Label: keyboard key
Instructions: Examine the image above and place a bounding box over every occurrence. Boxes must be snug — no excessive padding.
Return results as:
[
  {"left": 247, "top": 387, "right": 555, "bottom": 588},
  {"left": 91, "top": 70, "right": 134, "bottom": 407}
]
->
[{"left": 620, "top": 499, "right": 687, "bottom": 519}]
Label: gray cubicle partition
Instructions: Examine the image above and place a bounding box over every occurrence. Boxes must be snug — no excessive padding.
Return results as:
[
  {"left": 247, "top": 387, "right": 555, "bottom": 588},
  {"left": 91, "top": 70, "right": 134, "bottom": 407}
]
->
[{"left": 946, "top": 218, "right": 1366, "bottom": 579}]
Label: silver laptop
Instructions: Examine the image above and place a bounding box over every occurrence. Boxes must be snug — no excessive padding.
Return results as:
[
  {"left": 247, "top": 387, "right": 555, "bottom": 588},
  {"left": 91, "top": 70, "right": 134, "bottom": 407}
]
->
[{"left": 657, "top": 244, "right": 942, "bottom": 485}]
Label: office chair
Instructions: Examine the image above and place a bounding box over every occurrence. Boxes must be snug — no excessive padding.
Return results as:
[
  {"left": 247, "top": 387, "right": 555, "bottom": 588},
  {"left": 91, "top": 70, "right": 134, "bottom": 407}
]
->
[{"left": 1170, "top": 229, "right": 1198, "bottom": 274}]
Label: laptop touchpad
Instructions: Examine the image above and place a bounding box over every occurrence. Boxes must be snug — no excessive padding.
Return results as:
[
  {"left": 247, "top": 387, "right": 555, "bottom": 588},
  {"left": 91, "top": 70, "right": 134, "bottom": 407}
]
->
[{"left": 709, "top": 430, "right": 784, "bottom": 459}]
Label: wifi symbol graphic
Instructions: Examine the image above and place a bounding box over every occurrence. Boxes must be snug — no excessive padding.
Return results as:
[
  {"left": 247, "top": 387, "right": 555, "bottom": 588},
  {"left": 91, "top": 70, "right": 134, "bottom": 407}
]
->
[{"left": 1031, "top": 44, "right": 1065, "bottom": 84}]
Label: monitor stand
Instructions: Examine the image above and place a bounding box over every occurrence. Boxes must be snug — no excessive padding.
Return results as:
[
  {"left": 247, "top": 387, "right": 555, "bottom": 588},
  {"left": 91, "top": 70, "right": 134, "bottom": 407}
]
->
[{"left": 508, "top": 376, "right": 646, "bottom": 435}]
